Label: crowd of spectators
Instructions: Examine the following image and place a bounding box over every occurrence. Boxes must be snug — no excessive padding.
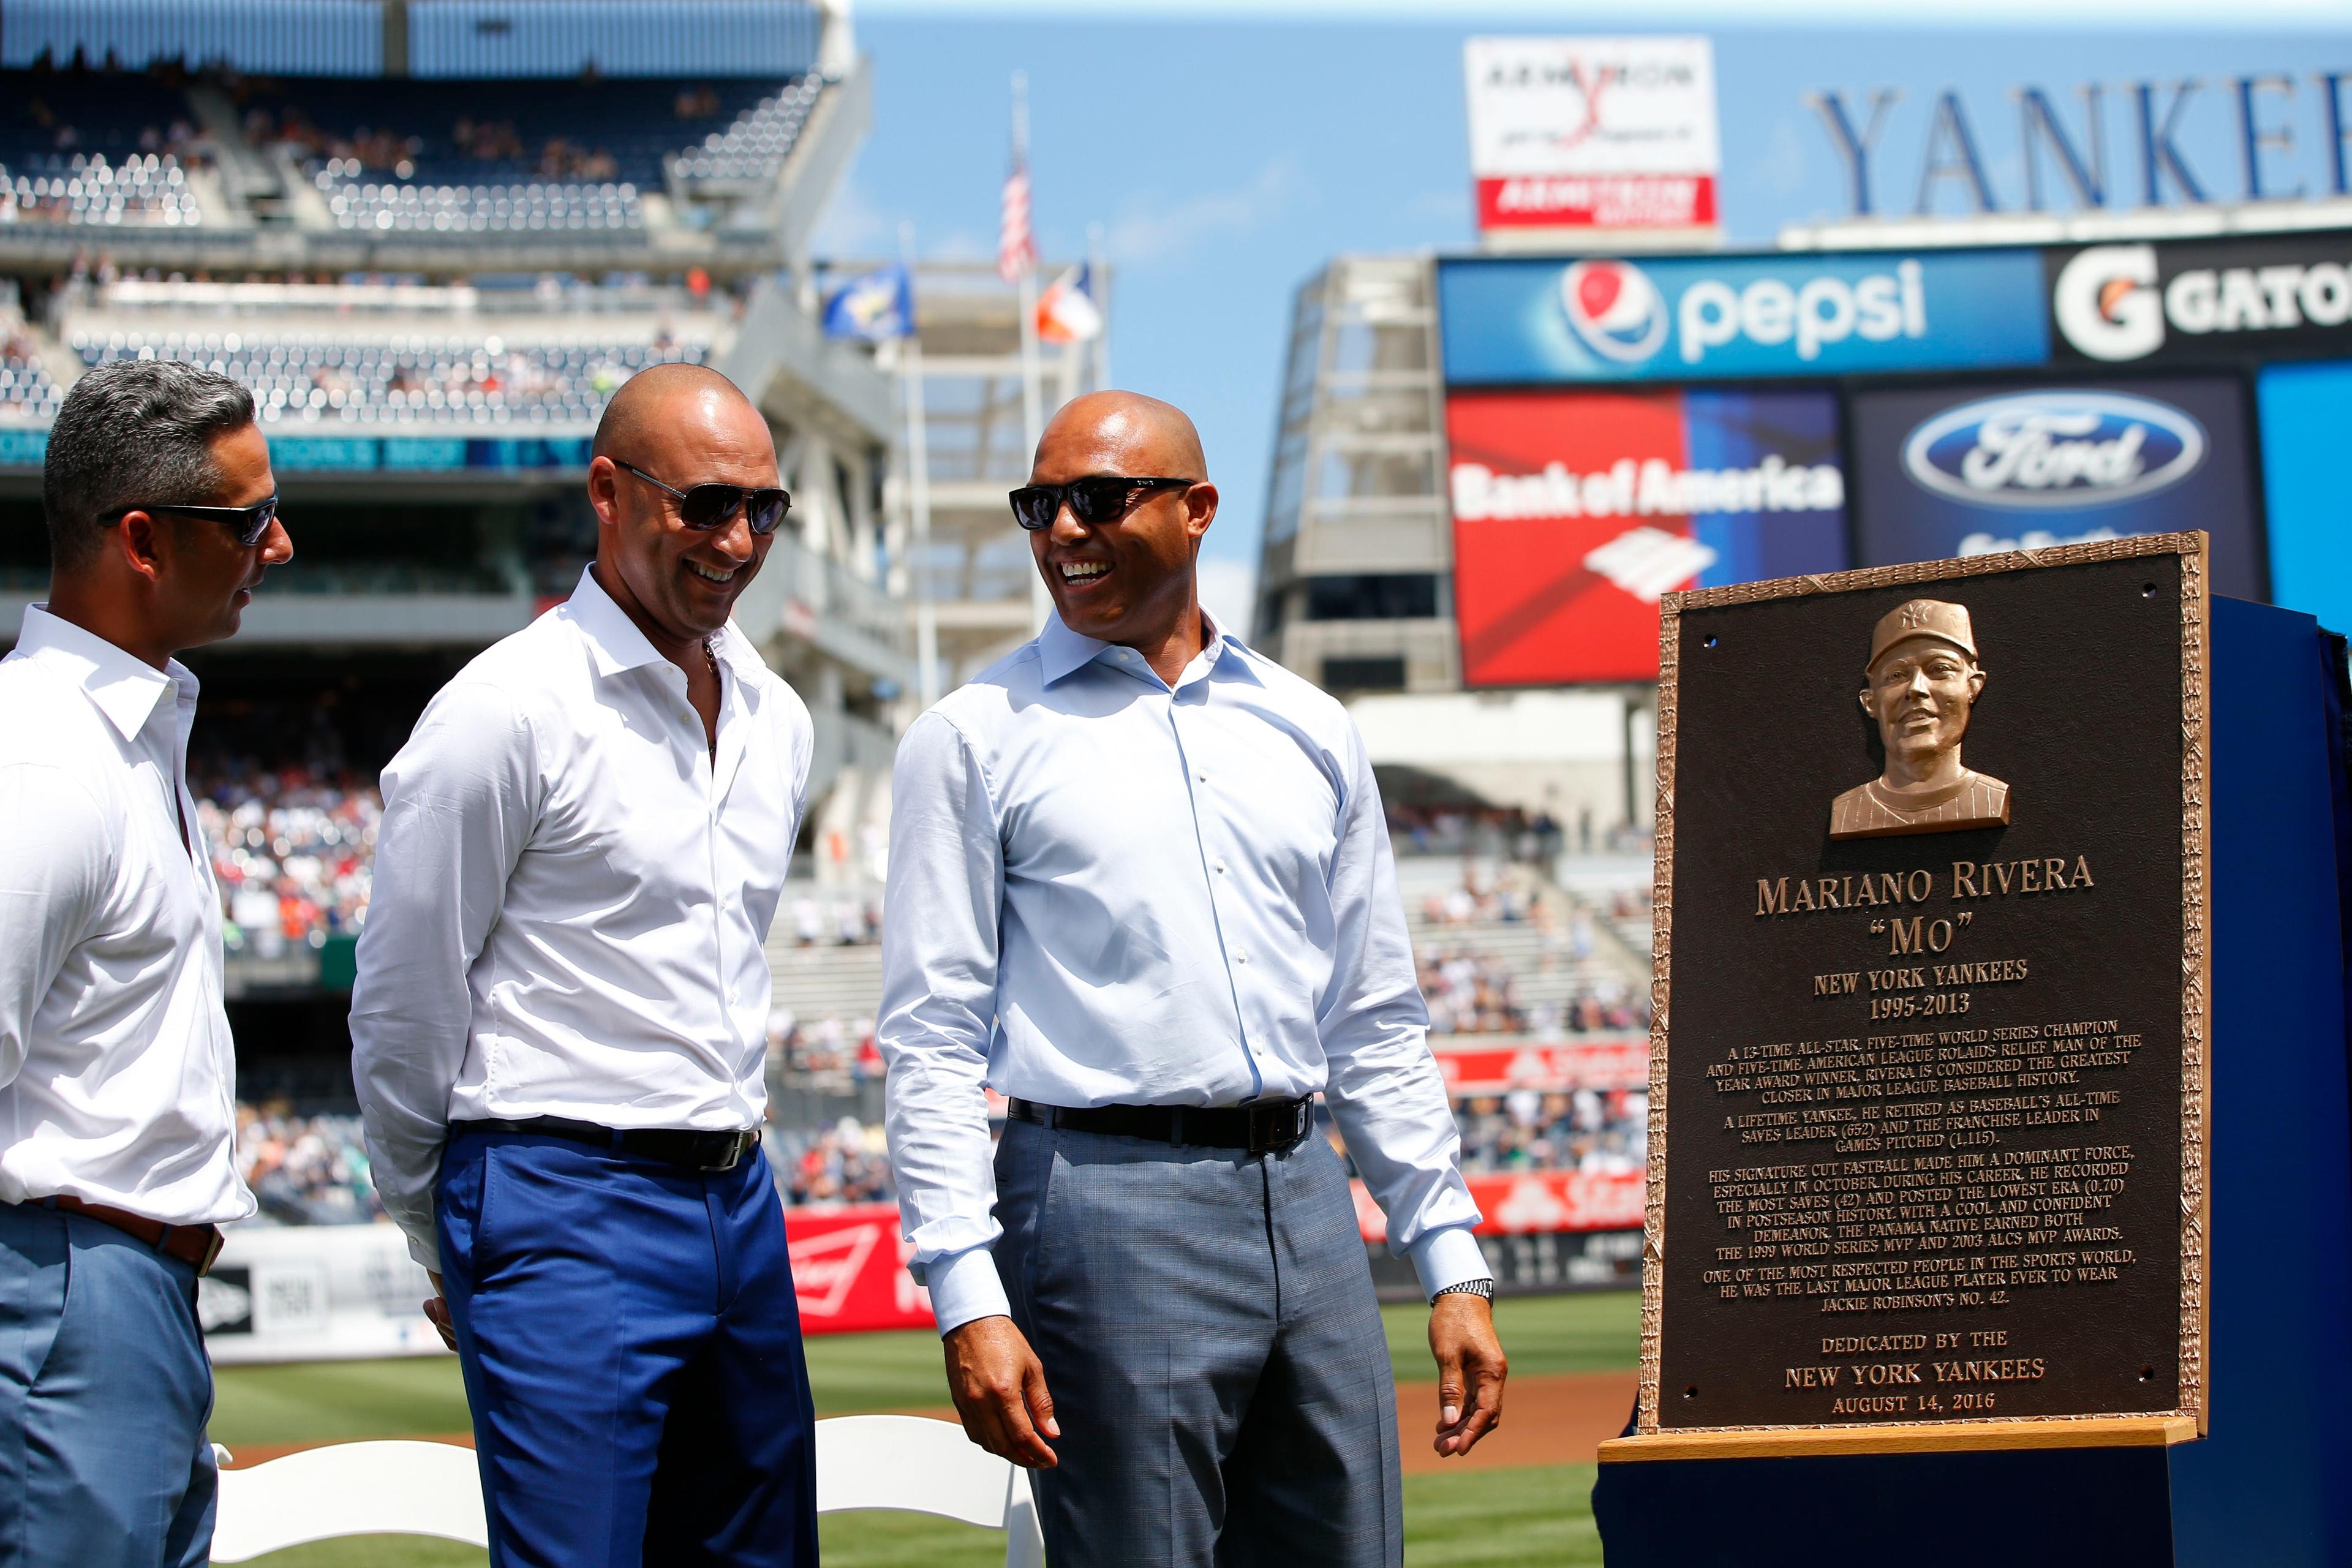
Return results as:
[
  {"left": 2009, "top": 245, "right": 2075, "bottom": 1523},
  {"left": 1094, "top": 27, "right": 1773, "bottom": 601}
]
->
[
  {"left": 196, "top": 763, "right": 380, "bottom": 956},
  {"left": 1387, "top": 804, "right": 1564, "bottom": 862},
  {"left": 1453, "top": 1087, "right": 1648, "bottom": 1176},
  {"left": 766, "top": 1117, "right": 896, "bottom": 1207},
  {"left": 1416, "top": 862, "right": 1545, "bottom": 927},
  {"left": 1417, "top": 947, "right": 1527, "bottom": 1035},
  {"left": 783, "top": 894, "right": 883, "bottom": 946},
  {"left": 766, "top": 1009, "right": 881, "bottom": 1079},
  {"left": 235, "top": 1102, "right": 385, "bottom": 1225}
]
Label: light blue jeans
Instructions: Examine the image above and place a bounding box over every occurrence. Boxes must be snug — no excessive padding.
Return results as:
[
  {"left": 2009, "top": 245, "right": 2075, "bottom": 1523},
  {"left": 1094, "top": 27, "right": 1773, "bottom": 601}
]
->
[{"left": 0, "top": 1202, "right": 216, "bottom": 1568}]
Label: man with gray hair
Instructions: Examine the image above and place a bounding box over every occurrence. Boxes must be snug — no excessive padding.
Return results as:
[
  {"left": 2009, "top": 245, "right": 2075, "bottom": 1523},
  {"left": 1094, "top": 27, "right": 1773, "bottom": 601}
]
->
[{"left": 0, "top": 360, "right": 290, "bottom": 1566}]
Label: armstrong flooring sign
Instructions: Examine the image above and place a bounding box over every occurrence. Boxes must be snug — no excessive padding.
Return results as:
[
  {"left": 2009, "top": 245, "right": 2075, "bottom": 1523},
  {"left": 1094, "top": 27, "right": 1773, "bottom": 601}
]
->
[
  {"left": 2049, "top": 234, "right": 2352, "bottom": 367},
  {"left": 1447, "top": 386, "right": 1848, "bottom": 687},
  {"left": 1848, "top": 376, "right": 2264, "bottom": 601}
]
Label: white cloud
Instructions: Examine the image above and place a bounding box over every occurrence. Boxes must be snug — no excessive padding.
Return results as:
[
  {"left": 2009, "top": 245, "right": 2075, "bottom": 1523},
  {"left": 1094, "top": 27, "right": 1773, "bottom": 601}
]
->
[
  {"left": 1106, "top": 154, "right": 1304, "bottom": 268},
  {"left": 812, "top": 176, "right": 894, "bottom": 261},
  {"left": 1197, "top": 555, "right": 1260, "bottom": 643}
]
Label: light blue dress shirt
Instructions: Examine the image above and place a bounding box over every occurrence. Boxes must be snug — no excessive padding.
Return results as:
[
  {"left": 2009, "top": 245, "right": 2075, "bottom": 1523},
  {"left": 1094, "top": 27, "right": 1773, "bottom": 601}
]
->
[{"left": 880, "top": 612, "right": 1487, "bottom": 1335}]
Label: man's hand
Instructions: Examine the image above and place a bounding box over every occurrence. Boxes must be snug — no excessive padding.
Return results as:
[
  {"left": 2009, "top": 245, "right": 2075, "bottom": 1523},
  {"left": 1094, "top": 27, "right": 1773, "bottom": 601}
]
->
[
  {"left": 1428, "top": 1291, "right": 1507, "bottom": 1457},
  {"left": 424, "top": 1270, "right": 457, "bottom": 1352},
  {"left": 943, "top": 1315, "right": 1059, "bottom": 1469}
]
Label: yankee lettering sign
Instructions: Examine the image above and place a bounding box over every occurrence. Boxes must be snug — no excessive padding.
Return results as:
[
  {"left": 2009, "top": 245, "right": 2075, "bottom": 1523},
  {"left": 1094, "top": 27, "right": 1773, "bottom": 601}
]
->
[
  {"left": 1631, "top": 535, "right": 2209, "bottom": 1447},
  {"left": 1811, "top": 72, "right": 2352, "bottom": 217}
]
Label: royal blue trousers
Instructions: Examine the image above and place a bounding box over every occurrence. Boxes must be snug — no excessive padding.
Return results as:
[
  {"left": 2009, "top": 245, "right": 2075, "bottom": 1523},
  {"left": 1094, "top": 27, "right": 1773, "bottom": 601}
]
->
[
  {"left": 0, "top": 1203, "right": 216, "bottom": 1568},
  {"left": 435, "top": 1127, "right": 818, "bottom": 1568}
]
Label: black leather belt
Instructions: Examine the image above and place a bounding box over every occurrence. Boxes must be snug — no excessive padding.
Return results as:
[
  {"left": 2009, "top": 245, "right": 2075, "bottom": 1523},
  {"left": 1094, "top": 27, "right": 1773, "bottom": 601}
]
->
[
  {"left": 454, "top": 1117, "right": 759, "bottom": 1172},
  {"left": 1007, "top": 1096, "right": 1314, "bottom": 1156}
]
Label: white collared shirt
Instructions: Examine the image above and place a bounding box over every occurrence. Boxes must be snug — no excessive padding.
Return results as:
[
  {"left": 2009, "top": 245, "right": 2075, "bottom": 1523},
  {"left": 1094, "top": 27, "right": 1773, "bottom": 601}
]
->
[
  {"left": 0, "top": 606, "right": 252, "bottom": 1227},
  {"left": 881, "top": 614, "right": 1486, "bottom": 1335},
  {"left": 350, "top": 567, "right": 813, "bottom": 1272}
]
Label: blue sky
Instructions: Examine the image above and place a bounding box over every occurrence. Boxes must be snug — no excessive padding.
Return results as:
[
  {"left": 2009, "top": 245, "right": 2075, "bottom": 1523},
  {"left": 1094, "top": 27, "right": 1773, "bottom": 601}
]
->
[{"left": 816, "top": 6, "right": 2352, "bottom": 628}]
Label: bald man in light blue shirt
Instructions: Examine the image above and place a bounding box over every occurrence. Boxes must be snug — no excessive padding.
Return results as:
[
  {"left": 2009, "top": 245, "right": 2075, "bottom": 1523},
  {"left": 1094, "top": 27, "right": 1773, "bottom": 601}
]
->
[{"left": 881, "top": 392, "right": 1506, "bottom": 1568}]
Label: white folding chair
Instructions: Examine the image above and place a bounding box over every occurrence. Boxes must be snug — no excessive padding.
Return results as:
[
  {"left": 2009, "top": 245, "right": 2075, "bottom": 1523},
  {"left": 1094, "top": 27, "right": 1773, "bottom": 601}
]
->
[
  {"left": 815, "top": 1414, "right": 1044, "bottom": 1568},
  {"left": 208, "top": 1416, "right": 1042, "bottom": 1566},
  {"left": 207, "top": 1439, "right": 489, "bottom": 1562}
]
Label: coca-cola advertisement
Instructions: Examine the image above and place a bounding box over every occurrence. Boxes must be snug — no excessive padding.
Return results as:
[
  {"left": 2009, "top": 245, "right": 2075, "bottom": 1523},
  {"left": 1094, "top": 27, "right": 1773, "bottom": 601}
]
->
[{"left": 1848, "top": 375, "right": 2264, "bottom": 598}]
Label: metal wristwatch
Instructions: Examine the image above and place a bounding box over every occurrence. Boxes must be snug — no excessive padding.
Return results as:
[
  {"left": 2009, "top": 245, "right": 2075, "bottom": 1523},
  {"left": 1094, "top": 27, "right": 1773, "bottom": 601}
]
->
[{"left": 1430, "top": 1278, "right": 1494, "bottom": 1305}]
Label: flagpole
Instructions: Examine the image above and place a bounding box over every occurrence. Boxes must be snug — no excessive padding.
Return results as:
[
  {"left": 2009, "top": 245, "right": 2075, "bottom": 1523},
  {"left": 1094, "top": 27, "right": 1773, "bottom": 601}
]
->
[
  {"left": 1012, "top": 70, "right": 1051, "bottom": 628},
  {"left": 899, "top": 222, "right": 940, "bottom": 707},
  {"left": 1087, "top": 220, "right": 1111, "bottom": 392}
]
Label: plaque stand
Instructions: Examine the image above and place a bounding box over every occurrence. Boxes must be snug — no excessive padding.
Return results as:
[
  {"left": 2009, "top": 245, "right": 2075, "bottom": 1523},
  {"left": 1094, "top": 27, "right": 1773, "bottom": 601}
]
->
[{"left": 1593, "top": 597, "right": 2352, "bottom": 1567}]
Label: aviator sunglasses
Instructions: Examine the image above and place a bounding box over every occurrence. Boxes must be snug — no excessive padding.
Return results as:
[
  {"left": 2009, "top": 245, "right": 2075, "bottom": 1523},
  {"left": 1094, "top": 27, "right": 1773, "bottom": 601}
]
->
[
  {"left": 108, "top": 491, "right": 282, "bottom": 548},
  {"left": 1008, "top": 475, "right": 1194, "bottom": 532},
  {"left": 615, "top": 460, "right": 791, "bottom": 536}
]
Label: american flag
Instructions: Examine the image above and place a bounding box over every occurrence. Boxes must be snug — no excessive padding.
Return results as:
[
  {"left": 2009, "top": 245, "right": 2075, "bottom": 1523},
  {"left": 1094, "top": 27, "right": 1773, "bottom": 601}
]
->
[{"left": 998, "top": 160, "right": 1035, "bottom": 287}]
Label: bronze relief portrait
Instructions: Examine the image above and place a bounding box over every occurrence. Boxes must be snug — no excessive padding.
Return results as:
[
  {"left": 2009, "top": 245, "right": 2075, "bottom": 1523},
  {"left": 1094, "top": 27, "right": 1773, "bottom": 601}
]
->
[{"left": 1829, "top": 598, "right": 2011, "bottom": 840}]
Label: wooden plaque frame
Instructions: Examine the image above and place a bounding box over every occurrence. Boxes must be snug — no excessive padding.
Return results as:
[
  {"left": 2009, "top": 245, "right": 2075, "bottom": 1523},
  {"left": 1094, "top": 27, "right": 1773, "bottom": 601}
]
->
[{"left": 1605, "top": 533, "right": 2211, "bottom": 1462}]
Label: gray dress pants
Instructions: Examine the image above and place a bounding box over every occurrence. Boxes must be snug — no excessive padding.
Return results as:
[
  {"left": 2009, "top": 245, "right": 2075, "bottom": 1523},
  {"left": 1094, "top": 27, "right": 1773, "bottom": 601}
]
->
[{"left": 991, "top": 1117, "right": 1403, "bottom": 1568}]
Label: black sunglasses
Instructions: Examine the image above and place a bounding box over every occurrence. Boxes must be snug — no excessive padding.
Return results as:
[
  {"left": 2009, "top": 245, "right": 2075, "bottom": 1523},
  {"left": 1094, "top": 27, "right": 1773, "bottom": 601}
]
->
[
  {"left": 109, "top": 492, "right": 281, "bottom": 548},
  {"left": 1008, "top": 475, "right": 1194, "bottom": 532},
  {"left": 616, "top": 460, "right": 791, "bottom": 537}
]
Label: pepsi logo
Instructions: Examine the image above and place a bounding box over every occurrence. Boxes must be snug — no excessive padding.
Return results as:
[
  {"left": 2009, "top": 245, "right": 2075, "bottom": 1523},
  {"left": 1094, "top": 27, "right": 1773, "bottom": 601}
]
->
[
  {"left": 1902, "top": 391, "right": 2205, "bottom": 510},
  {"left": 1560, "top": 259, "right": 1667, "bottom": 363}
]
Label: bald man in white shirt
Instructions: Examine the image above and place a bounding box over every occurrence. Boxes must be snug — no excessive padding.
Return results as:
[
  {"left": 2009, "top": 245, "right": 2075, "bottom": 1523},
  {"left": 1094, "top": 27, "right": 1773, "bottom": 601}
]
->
[
  {"left": 0, "top": 360, "right": 291, "bottom": 1567},
  {"left": 352, "top": 366, "right": 818, "bottom": 1568}
]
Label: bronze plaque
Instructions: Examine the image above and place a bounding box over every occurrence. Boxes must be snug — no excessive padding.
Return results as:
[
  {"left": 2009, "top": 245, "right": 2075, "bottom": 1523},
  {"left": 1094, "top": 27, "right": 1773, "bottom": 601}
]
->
[{"left": 1638, "top": 535, "right": 2209, "bottom": 1443}]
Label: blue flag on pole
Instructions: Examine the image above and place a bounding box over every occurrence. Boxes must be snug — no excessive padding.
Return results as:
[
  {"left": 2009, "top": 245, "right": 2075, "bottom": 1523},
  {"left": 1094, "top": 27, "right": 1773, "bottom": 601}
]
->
[{"left": 822, "top": 265, "right": 914, "bottom": 342}]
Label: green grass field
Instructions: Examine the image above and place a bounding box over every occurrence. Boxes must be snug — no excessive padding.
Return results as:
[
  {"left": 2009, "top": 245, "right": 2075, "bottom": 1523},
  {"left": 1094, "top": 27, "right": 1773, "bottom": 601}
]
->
[{"left": 212, "top": 1290, "right": 1633, "bottom": 1566}]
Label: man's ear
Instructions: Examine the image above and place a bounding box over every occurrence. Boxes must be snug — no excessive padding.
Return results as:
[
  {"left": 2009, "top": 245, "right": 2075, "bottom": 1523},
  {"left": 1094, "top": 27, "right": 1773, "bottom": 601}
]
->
[
  {"left": 1967, "top": 667, "right": 1986, "bottom": 700},
  {"left": 1183, "top": 481, "right": 1218, "bottom": 541},
  {"left": 586, "top": 456, "right": 623, "bottom": 531},
  {"left": 1857, "top": 686, "right": 1875, "bottom": 718},
  {"left": 115, "top": 508, "right": 168, "bottom": 586}
]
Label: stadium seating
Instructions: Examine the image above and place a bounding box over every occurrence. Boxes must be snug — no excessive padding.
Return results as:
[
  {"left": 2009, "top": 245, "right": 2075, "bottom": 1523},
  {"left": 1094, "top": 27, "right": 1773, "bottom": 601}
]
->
[
  {"left": 672, "top": 78, "right": 828, "bottom": 187},
  {"left": 72, "top": 326, "right": 709, "bottom": 427},
  {"left": 0, "top": 70, "right": 208, "bottom": 228},
  {"left": 0, "top": 323, "right": 62, "bottom": 420},
  {"left": 242, "top": 74, "right": 823, "bottom": 235},
  {"left": 2, "top": 153, "right": 202, "bottom": 227},
  {"left": 314, "top": 169, "right": 643, "bottom": 236},
  {"left": 0, "top": 67, "right": 826, "bottom": 234}
]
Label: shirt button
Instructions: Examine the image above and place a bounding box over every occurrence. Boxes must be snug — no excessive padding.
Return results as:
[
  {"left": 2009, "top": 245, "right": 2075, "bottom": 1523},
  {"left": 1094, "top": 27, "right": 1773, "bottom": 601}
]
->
[
  {"left": 1235, "top": 951, "right": 1250, "bottom": 964},
  {"left": 1196, "top": 771, "right": 1208, "bottom": 783},
  {"left": 1215, "top": 859, "right": 1227, "bottom": 874}
]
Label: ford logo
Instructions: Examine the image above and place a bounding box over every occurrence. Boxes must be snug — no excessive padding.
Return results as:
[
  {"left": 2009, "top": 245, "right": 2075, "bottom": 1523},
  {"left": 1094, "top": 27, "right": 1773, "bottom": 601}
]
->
[{"left": 1900, "top": 391, "right": 2205, "bottom": 510}]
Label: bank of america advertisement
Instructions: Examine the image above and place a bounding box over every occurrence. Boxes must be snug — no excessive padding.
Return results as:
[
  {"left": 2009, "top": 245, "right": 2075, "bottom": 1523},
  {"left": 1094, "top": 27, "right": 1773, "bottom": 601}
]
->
[
  {"left": 1849, "top": 376, "right": 2264, "bottom": 600},
  {"left": 1464, "top": 36, "right": 1719, "bottom": 233},
  {"left": 1438, "top": 249, "right": 2048, "bottom": 384},
  {"left": 1447, "top": 388, "right": 1847, "bottom": 687}
]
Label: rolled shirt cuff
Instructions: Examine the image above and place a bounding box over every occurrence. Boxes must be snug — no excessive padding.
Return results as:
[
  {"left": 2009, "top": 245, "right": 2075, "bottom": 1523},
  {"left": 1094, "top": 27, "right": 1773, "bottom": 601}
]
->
[
  {"left": 924, "top": 1243, "right": 1013, "bottom": 1337},
  {"left": 1407, "top": 1224, "right": 1491, "bottom": 1300}
]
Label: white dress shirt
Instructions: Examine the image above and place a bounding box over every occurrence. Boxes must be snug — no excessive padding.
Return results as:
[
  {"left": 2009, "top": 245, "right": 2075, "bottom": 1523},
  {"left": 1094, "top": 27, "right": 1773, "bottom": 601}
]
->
[
  {"left": 350, "top": 568, "right": 813, "bottom": 1272},
  {"left": 881, "top": 612, "right": 1486, "bottom": 1335},
  {"left": 0, "top": 607, "right": 252, "bottom": 1226}
]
